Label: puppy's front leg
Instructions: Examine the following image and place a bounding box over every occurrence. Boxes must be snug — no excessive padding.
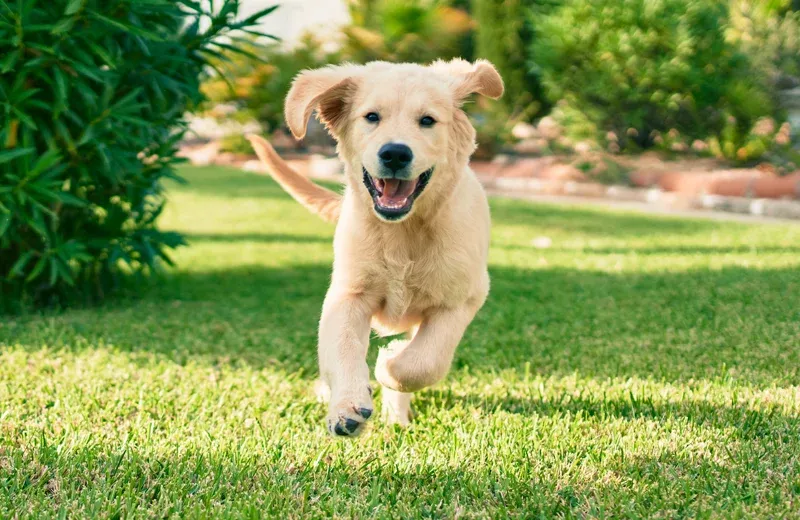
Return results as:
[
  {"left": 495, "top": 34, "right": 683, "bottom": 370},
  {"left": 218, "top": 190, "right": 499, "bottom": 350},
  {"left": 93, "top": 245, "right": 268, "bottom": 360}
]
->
[
  {"left": 375, "top": 304, "right": 478, "bottom": 394},
  {"left": 318, "top": 290, "right": 376, "bottom": 436}
]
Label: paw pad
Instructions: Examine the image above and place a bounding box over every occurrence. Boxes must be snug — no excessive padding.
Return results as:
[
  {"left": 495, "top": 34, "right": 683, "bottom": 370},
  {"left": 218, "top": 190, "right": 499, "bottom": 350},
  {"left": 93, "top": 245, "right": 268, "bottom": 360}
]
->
[{"left": 327, "top": 405, "right": 374, "bottom": 436}]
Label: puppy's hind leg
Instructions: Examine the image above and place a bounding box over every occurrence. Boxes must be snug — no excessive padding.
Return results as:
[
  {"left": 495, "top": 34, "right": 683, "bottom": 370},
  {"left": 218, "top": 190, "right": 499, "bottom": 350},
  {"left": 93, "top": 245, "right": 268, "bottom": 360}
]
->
[
  {"left": 382, "top": 386, "right": 413, "bottom": 427},
  {"left": 378, "top": 339, "right": 414, "bottom": 427},
  {"left": 314, "top": 379, "right": 331, "bottom": 404}
]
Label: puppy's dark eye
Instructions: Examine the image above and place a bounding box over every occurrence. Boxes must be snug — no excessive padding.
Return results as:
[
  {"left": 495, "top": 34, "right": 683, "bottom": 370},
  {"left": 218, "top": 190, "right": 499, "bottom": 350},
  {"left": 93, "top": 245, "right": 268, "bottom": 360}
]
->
[
  {"left": 365, "top": 112, "right": 380, "bottom": 123},
  {"left": 420, "top": 116, "right": 436, "bottom": 127}
]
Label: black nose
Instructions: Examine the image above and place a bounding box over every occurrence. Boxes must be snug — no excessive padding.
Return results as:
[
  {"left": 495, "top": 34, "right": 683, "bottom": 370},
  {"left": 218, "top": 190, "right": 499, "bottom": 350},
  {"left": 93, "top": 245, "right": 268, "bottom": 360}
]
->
[{"left": 378, "top": 143, "right": 413, "bottom": 173}]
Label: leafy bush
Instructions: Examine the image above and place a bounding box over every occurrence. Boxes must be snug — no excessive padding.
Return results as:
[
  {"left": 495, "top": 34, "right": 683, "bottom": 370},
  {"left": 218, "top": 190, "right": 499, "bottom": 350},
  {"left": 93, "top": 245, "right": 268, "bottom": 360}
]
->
[
  {"left": 530, "top": 0, "right": 778, "bottom": 160},
  {"left": 707, "top": 116, "right": 794, "bottom": 164},
  {"left": 0, "top": 0, "right": 274, "bottom": 311}
]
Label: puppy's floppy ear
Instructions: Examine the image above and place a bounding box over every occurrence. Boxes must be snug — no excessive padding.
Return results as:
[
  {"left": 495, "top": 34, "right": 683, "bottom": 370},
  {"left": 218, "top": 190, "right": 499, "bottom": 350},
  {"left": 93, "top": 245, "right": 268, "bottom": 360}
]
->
[
  {"left": 284, "top": 65, "right": 360, "bottom": 139},
  {"left": 432, "top": 59, "right": 504, "bottom": 101}
]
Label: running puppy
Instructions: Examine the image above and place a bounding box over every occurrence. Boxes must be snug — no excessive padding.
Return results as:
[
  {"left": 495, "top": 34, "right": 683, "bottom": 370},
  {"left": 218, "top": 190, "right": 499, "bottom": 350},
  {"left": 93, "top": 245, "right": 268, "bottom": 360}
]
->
[{"left": 247, "top": 59, "right": 503, "bottom": 436}]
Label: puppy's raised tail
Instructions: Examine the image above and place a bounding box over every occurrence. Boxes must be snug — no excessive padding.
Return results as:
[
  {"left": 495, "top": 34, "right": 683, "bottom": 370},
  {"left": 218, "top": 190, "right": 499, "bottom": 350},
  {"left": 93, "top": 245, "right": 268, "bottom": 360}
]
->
[{"left": 246, "top": 134, "right": 341, "bottom": 223}]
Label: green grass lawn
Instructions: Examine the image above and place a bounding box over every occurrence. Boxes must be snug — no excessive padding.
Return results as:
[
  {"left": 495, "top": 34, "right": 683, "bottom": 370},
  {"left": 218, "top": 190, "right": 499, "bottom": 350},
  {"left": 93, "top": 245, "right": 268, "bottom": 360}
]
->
[{"left": 2, "top": 165, "right": 800, "bottom": 518}]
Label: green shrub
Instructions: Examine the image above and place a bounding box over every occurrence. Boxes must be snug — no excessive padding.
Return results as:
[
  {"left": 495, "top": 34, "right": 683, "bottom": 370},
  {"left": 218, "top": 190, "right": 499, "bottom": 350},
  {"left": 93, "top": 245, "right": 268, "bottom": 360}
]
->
[
  {"left": 219, "top": 133, "right": 258, "bottom": 155},
  {"left": 0, "top": 0, "right": 275, "bottom": 311},
  {"left": 471, "top": 0, "right": 558, "bottom": 119},
  {"left": 530, "top": 0, "right": 776, "bottom": 158}
]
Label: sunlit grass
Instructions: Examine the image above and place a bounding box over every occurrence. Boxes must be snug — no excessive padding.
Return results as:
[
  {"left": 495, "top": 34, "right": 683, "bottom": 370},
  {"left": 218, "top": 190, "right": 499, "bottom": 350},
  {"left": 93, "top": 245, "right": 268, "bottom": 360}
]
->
[{"left": 1, "top": 165, "right": 799, "bottom": 518}]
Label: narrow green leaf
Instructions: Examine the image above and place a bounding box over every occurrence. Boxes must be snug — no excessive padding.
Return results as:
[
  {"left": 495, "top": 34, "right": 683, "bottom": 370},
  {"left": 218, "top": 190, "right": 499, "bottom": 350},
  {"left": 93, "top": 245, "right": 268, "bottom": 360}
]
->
[
  {"left": 27, "top": 148, "right": 62, "bottom": 178},
  {"left": 54, "top": 257, "right": 75, "bottom": 285},
  {"left": 27, "top": 207, "right": 48, "bottom": 238},
  {"left": 0, "top": 212, "right": 10, "bottom": 237},
  {"left": 208, "top": 41, "right": 265, "bottom": 63},
  {"left": 0, "top": 147, "right": 34, "bottom": 164},
  {"left": 109, "top": 87, "right": 144, "bottom": 111},
  {"left": 86, "top": 41, "right": 115, "bottom": 67},
  {"left": 55, "top": 191, "right": 87, "bottom": 207},
  {"left": 230, "top": 28, "right": 280, "bottom": 41},
  {"left": 12, "top": 86, "right": 40, "bottom": 104},
  {"left": 0, "top": 49, "right": 19, "bottom": 72},
  {"left": 26, "top": 256, "right": 47, "bottom": 282},
  {"left": 65, "top": 0, "right": 84, "bottom": 16},
  {"left": 71, "top": 62, "right": 104, "bottom": 83},
  {"left": 51, "top": 17, "right": 76, "bottom": 34},
  {"left": 48, "top": 258, "right": 58, "bottom": 286},
  {"left": 53, "top": 119, "right": 75, "bottom": 150},
  {"left": 88, "top": 11, "right": 164, "bottom": 40},
  {"left": 10, "top": 251, "right": 35, "bottom": 277},
  {"left": 53, "top": 67, "right": 68, "bottom": 112},
  {"left": 238, "top": 5, "right": 279, "bottom": 27},
  {"left": 10, "top": 108, "right": 36, "bottom": 130}
]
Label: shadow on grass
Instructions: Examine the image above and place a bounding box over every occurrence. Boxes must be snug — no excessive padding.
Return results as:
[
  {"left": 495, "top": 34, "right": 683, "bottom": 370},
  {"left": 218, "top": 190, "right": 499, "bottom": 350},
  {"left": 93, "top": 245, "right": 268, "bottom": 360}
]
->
[
  {"left": 421, "top": 386, "right": 798, "bottom": 442},
  {"left": 6, "top": 261, "right": 798, "bottom": 387},
  {"left": 457, "top": 264, "right": 800, "bottom": 388}
]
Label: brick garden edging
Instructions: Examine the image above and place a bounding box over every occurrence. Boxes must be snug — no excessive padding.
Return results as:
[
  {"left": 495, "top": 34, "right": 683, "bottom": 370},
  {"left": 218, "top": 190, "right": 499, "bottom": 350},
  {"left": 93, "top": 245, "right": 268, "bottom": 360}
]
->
[
  {"left": 478, "top": 175, "right": 800, "bottom": 220},
  {"left": 180, "top": 142, "right": 800, "bottom": 221}
]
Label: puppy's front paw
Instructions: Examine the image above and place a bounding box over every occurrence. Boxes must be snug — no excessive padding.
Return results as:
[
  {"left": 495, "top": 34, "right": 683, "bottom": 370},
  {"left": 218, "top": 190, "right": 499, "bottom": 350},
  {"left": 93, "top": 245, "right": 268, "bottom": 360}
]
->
[{"left": 326, "top": 385, "right": 374, "bottom": 437}]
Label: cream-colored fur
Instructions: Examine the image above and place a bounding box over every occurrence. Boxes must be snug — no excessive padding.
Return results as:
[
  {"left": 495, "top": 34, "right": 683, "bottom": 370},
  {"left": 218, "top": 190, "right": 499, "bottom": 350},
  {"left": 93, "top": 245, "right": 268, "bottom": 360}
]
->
[{"left": 247, "top": 59, "right": 503, "bottom": 436}]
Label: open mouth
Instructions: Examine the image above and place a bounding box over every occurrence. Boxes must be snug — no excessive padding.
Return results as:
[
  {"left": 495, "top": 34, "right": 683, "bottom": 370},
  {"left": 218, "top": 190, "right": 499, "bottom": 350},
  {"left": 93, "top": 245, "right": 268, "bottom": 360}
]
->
[{"left": 362, "top": 167, "right": 434, "bottom": 220}]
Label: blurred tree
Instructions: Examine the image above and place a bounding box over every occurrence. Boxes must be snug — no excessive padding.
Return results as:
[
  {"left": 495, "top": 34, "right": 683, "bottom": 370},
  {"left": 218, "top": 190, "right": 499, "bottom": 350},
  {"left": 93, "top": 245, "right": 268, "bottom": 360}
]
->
[
  {"left": 730, "top": 1, "right": 800, "bottom": 89},
  {"left": 347, "top": 0, "right": 381, "bottom": 27},
  {"left": 342, "top": 0, "right": 473, "bottom": 63},
  {"left": 470, "top": 0, "right": 559, "bottom": 119},
  {"left": 531, "top": 0, "right": 779, "bottom": 161},
  {"left": 753, "top": 0, "right": 798, "bottom": 14}
]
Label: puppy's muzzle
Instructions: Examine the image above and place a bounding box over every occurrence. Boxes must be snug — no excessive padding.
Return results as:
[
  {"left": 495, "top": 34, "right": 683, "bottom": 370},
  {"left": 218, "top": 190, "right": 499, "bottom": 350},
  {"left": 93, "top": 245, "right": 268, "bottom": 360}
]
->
[{"left": 378, "top": 143, "right": 413, "bottom": 177}]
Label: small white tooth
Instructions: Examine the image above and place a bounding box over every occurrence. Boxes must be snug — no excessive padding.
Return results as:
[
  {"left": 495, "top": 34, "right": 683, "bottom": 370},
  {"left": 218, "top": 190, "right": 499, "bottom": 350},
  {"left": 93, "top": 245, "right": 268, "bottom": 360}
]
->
[{"left": 379, "top": 197, "right": 410, "bottom": 209}]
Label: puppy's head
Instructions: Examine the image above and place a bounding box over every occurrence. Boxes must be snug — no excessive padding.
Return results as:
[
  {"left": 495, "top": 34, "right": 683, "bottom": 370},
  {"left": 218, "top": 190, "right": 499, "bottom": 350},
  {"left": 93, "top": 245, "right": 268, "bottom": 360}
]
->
[{"left": 285, "top": 60, "right": 503, "bottom": 223}]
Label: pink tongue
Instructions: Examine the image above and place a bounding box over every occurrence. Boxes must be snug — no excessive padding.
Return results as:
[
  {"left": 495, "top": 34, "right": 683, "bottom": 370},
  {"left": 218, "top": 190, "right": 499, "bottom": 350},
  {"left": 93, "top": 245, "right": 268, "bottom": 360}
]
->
[{"left": 380, "top": 178, "right": 417, "bottom": 202}]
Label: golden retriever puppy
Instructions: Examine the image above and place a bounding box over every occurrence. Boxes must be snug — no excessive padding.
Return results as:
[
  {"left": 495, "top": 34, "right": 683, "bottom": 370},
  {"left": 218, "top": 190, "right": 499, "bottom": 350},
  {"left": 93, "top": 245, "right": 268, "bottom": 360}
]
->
[{"left": 247, "top": 59, "right": 503, "bottom": 436}]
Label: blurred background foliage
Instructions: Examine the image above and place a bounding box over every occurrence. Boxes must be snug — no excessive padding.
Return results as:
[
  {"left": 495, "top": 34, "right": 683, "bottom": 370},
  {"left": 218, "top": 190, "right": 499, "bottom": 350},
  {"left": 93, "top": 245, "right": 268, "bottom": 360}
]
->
[
  {"left": 202, "top": 34, "right": 337, "bottom": 135},
  {"left": 343, "top": 0, "right": 474, "bottom": 63},
  {"left": 202, "top": 0, "right": 799, "bottom": 165},
  {"left": 533, "top": 0, "right": 765, "bottom": 150}
]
